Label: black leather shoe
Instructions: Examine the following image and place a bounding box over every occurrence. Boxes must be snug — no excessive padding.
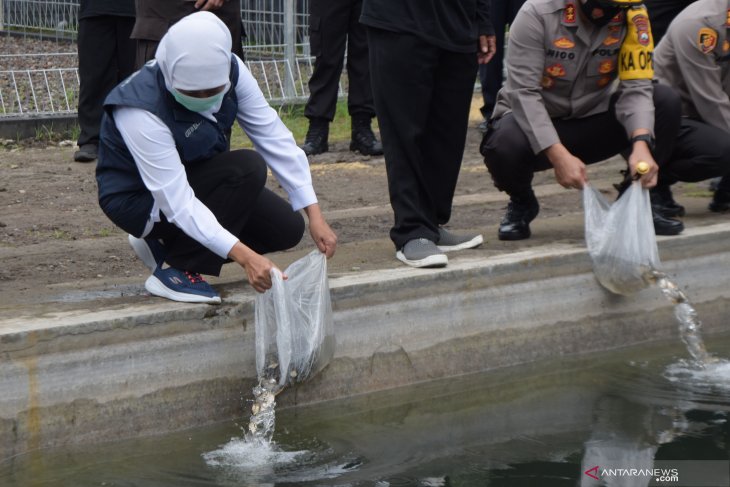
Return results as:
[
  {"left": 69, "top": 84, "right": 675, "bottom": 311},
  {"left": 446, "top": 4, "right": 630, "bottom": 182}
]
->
[
  {"left": 498, "top": 196, "right": 540, "bottom": 241},
  {"left": 709, "top": 189, "right": 730, "bottom": 212},
  {"left": 350, "top": 117, "right": 383, "bottom": 156},
  {"left": 650, "top": 185, "right": 685, "bottom": 218},
  {"left": 653, "top": 209, "right": 684, "bottom": 236},
  {"left": 300, "top": 120, "right": 329, "bottom": 156},
  {"left": 73, "top": 143, "right": 97, "bottom": 163}
]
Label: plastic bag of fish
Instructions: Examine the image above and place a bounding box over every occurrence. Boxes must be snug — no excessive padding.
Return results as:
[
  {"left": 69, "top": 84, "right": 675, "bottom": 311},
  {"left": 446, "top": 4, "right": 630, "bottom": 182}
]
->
[
  {"left": 583, "top": 181, "right": 661, "bottom": 295},
  {"left": 254, "top": 250, "right": 335, "bottom": 389}
]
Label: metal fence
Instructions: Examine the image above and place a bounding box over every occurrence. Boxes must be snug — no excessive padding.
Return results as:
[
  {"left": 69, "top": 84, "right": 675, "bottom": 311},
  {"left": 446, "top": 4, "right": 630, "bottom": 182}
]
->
[{"left": 0, "top": 0, "right": 342, "bottom": 118}]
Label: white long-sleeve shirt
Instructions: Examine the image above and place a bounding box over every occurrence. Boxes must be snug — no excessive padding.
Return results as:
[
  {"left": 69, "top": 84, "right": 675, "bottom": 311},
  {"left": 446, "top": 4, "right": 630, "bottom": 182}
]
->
[{"left": 114, "top": 56, "right": 316, "bottom": 259}]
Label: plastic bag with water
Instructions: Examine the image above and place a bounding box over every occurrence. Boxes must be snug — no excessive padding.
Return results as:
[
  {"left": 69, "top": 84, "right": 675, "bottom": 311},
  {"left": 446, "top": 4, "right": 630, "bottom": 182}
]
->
[
  {"left": 254, "top": 250, "right": 335, "bottom": 389},
  {"left": 583, "top": 181, "right": 660, "bottom": 295}
]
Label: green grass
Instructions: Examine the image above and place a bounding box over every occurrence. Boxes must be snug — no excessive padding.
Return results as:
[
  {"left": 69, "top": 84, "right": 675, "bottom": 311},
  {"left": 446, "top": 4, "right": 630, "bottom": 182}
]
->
[{"left": 230, "top": 100, "right": 356, "bottom": 148}]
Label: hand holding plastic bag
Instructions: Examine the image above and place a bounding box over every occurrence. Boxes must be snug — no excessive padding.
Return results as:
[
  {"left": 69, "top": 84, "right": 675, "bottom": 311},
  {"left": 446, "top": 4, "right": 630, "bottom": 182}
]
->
[
  {"left": 583, "top": 181, "right": 661, "bottom": 295},
  {"left": 254, "top": 250, "right": 335, "bottom": 389}
]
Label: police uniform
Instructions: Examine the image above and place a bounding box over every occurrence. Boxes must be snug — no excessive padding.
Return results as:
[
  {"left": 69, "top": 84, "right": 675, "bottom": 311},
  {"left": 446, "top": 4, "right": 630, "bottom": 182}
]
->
[
  {"left": 654, "top": 0, "right": 730, "bottom": 208},
  {"left": 481, "top": 0, "right": 683, "bottom": 239}
]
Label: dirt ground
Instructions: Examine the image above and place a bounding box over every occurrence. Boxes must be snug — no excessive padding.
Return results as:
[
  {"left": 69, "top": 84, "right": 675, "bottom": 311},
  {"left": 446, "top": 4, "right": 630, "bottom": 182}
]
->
[{"left": 0, "top": 99, "right": 721, "bottom": 307}]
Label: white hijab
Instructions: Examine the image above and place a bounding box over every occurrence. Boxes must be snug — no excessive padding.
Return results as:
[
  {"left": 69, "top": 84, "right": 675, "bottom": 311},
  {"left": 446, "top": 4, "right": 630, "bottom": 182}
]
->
[{"left": 155, "top": 11, "right": 232, "bottom": 92}]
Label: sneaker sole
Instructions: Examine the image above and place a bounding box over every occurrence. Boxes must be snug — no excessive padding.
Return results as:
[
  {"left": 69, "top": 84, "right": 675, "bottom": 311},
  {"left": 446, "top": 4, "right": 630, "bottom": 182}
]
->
[
  {"left": 437, "top": 234, "right": 484, "bottom": 252},
  {"left": 145, "top": 275, "right": 221, "bottom": 304},
  {"left": 395, "top": 251, "right": 448, "bottom": 268},
  {"left": 128, "top": 235, "right": 158, "bottom": 271}
]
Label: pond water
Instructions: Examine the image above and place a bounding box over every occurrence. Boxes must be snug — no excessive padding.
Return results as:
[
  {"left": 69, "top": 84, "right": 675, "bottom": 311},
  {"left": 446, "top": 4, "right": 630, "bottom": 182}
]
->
[{"left": 2, "top": 334, "right": 730, "bottom": 486}]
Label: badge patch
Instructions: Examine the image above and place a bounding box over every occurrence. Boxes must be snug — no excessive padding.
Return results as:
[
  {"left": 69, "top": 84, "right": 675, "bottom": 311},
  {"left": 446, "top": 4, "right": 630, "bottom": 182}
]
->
[
  {"left": 545, "top": 63, "right": 566, "bottom": 77},
  {"left": 599, "top": 60, "right": 614, "bottom": 74},
  {"left": 726, "top": 9, "right": 730, "bottom": 27},
  {"left": 541, "top": 76, "right": 555, "bottom": 89},
  {"left": 610, "top": 11, "right": 624, "bottom": 24},
  {"left": 603, "top": 36, "right": 620, "bottom": 47},
  {"left": 597, "top": 75, "right": 612, "bottom": 88},
  {"left": 631, "top": 14, "right": 651, "bottom": 46},
  {"left": 698, "top": 27, "right": 718, "bottom": 54},
  {"left": 724, "top": 39, "right": 730, "bottom": 52},
  {"left": 554, "top": 37, "right": 575, "bottom": 49},
  {"left": 564, "top": 3, "right": 576, "bottom": 24}
]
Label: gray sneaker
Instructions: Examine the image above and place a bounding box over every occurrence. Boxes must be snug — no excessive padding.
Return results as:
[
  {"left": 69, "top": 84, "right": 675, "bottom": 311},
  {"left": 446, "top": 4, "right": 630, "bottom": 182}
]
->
[
  {"left": 396, "top": 238, "right": 448, "bottom": 268},
  {"left": 436, "top": 228, "right": 483, "bottom": 252}
]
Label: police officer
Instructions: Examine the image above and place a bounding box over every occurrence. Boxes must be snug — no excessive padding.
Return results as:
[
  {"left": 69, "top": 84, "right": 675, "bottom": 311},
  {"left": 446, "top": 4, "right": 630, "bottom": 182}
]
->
[
  {"left": 299, "top": 0, "right": 382, "bottom": 157},
  {"left": 97, "top": 13, "right": 337, "bottom": 304},
  {"left": 653, "top": 0, "right": 730, "bottom": 213},
  {"left": 481, "top": 0, "right": 684, "bottom": 241}
]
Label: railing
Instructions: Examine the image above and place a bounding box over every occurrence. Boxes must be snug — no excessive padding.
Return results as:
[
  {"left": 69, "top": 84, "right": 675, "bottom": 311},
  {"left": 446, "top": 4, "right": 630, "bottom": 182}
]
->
[{"left": 0, "top": 0, "right": 346, "bottom": 117}]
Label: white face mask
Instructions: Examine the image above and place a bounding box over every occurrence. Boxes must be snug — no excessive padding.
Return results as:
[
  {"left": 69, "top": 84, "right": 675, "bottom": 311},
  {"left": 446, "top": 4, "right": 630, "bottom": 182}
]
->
[{"left": 172, "top": 82, "right": 230, "bottom": 113}]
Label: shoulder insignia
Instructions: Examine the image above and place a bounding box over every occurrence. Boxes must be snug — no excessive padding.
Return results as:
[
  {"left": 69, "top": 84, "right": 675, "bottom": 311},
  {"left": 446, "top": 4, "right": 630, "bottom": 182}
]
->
[
  {"left": 554, "top": 37, "right": 575, "bottom": 48},
  {"left": 564, "top": 3, "right": 577, "bottom": 24},
  {"left": 631, "top": 13, "right": 651, "bottom": 46},
  {"left": 698, "top": 27, "right": 718, "bottom": 54}
]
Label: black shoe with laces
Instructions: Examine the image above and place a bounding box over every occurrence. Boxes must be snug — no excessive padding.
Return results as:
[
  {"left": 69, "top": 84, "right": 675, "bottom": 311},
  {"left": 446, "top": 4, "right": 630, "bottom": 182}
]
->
[
  {"left": 300, "top": 120, "right": 329, "bottom": 156},
  {"left": 650, "top": 185, "right": 685, "bottom": 218},
  {"left": 350, "top": 117, "right": 383, "bottom": 156},
  {"left": 498, "top": 194, "right": 540, "bottom": 241}
]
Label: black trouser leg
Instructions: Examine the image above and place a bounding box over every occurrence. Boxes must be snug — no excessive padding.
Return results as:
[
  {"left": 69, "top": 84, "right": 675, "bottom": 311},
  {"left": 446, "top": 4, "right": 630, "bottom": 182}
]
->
[
  {"left": 368, "top": 27, "right": 476, "bottom": 248},
  {"left": 661, "top": 118, "right": 730, "bottom": 190},
  {"left": 77, "top": 15, "right": 135, "bottom": 147},
  {"left": 147, "top": 150, "right": 303, "bottom": 276},
  {"left": 481, "top": 83, "right": 681, "bottom": 195},
  {"left": 344, "top": 0, "right": 375, "bottom": 119},
  {"left": 304, "top": 0, "right": 350, "bottom": 122}
]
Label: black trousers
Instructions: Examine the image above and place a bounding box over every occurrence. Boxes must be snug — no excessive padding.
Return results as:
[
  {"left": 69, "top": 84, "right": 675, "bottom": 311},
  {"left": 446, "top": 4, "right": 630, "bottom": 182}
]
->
[
  {"left": 147, "top": 150, "right": 305, "bottom": 276},
  {"left": 662, "top": 118, "right": 730, "bottom": 191},
  {"left": 479, "top": 0, "right": 525, "bottom": 117},
  {"left": 480, "top": 83, "right": 681, "bottom": 196},
  {"left": 304, "top": 0, "right": 374, "bottom": 122},
  {"left": 368, "top": 27, "right": 478, "bottom": 249},
  {"left": 77, "top": 15, "right": 136, "bottom": 147},
  {"left": 643, "top": 0, "right": 696, "bottom": 44}
]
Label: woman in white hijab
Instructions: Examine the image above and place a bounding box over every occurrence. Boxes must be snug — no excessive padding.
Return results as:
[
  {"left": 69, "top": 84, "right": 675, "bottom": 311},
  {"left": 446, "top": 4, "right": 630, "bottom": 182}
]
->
[{"left": 97, "top": 11, "right": 337, "bottom": 304}]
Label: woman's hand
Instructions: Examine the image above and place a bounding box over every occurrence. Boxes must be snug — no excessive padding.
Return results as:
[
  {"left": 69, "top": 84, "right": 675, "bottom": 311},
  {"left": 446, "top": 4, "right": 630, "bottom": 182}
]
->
[
  {"left": 304, "top": 204, "right": 338, "bottom": 258},
  {"left": 228, "top": 241, "right": 282, "bottom": 293}
]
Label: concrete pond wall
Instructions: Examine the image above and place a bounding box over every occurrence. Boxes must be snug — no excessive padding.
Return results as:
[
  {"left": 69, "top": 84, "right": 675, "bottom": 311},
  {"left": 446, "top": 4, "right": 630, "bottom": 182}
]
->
[{"left": 2, "top": 223, "right": 730, "bottom": 460}]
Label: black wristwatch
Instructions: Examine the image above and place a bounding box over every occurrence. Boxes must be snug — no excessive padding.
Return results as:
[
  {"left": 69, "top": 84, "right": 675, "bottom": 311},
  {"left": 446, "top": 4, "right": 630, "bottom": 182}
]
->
[{"left": 631, "top": 133, "right": 655, "bottom": 152}]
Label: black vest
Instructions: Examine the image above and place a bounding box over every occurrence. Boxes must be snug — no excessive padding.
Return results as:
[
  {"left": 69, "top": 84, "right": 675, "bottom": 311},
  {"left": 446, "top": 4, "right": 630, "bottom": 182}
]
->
[{"left": 96, "top": 57, "right": 239, "bottom": 237}]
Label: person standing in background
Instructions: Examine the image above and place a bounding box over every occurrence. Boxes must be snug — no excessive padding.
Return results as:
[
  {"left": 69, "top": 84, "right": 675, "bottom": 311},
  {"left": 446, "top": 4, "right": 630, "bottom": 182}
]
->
[
  {"left": 131, "top": 0, "right": 244, "bottom": 68},
  {"left": 74, "top": 0, "right": 136, "bottom": 163},
  {"left": 299, "top": 0, "right": 383, "bottom": 157},
  {"left": 361, "top": 0, "right": 496, "bottom": 268},
  {"left": 643, "top": 0, "right": 696, "bottom": 44},
  {"left": 478, "top": 0, "right": 526, "bottom": 132}
]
